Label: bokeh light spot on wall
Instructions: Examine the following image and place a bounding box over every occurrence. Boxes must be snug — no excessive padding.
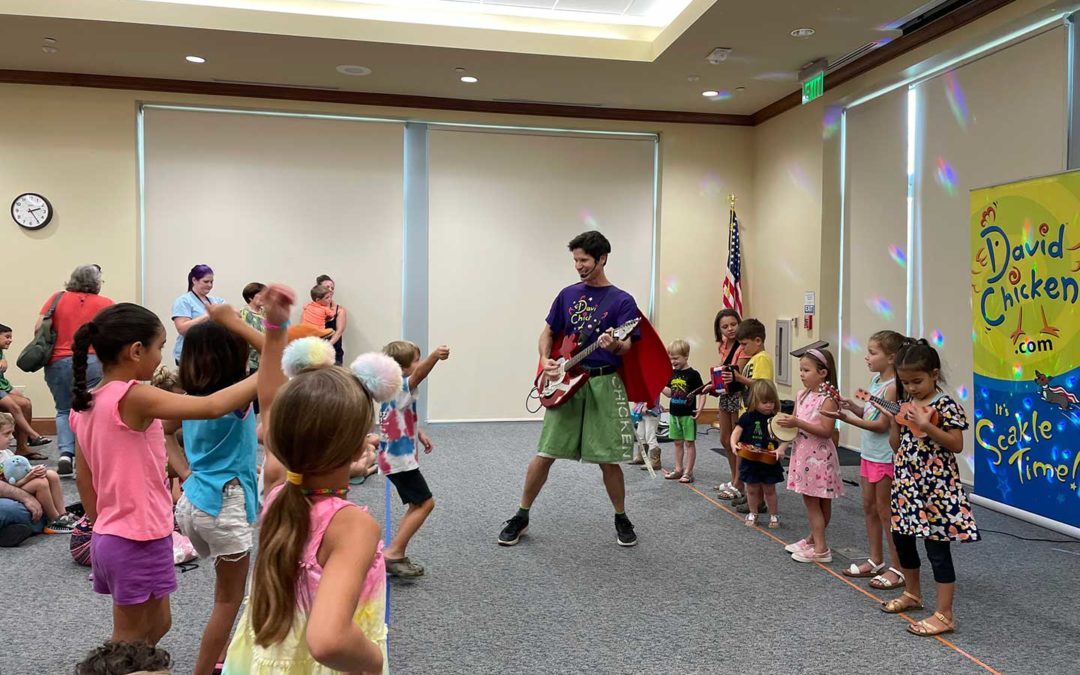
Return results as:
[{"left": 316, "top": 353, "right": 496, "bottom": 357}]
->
[
  {"left": 888, "top": 244, "right": 907, "bottom": 269},
  {"left": 935, "top": 157, "right": 957, "bottom": 195},
  {"left": 943, "top": 71, "right": 969, "bottom": 131},
  {"left": 930, "top": 330, "right": 944, "bottom": 347},
  {"left": 867, "top": 295, "right": 893, "bottom": 320}
]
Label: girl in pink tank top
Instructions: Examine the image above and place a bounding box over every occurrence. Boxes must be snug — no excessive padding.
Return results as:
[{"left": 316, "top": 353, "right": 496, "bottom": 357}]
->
[
  {"left": 69, "top": 303, "right": 259, "bottom": 646},
  {"left": 223, "top": 284, "right": 399, "bottom": 675}
]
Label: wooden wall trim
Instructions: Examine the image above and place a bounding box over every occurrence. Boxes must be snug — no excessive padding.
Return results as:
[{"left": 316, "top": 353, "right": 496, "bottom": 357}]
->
[
  {"left": 0, "top": 69, "right": 754, "bottom": 126},
  {"left": 752, "top": 0, "right": 1017, "bottom": 125}
]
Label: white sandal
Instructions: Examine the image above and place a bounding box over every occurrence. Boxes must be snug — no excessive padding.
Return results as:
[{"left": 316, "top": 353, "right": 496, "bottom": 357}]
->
[
  {"left": 767, "top": 514, "right": 781, "bottom": 529},
  {"left": 869, "top": 567, "right": 906, "bottom": 590},
  {"left": 744, "top": 513, "right": 757, "bottom": 527},
  {"left": 842, "top": 559, "right": 885, "bottom": 578}
]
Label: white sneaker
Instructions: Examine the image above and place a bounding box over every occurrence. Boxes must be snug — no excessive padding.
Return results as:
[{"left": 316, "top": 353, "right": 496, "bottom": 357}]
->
[
  {"left": 784, "top": 538, "right": 812, "bottom": 554},
  {"left": 791, "top": 548, "right": 832, "bottom": 563}
]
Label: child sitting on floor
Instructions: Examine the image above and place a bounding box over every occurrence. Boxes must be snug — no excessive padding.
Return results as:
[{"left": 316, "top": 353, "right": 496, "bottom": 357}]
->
[{"left": 0, "top": 412, "right": 75, "bottom": 533}]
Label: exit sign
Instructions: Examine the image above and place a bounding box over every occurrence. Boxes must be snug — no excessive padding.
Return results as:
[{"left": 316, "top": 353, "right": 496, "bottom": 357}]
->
[{"left": 802, "top": 71, "right": 824, "bottom": 104}]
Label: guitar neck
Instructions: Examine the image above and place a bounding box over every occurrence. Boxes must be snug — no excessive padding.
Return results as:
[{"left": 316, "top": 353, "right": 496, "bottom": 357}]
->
[
  {"left": 864, "top": 394, "right": 900, "bottom": 415},
  {"left": 564, "top": 339, "right": 604, "bottom": 370}
]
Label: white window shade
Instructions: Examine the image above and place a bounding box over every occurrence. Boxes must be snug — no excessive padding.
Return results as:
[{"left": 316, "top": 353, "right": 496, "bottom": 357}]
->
[
  {"left": 426, "top": 128, "right": 655, "bottom": 421},
  {"left": 142, "top": 108, "right": 404, "bottom": 363},
  {"left": 841, "top": 88, "right": 909, "bottom": 449},
  {"left": 914, "top": 27, "right": 1067, "bottom": 481}
]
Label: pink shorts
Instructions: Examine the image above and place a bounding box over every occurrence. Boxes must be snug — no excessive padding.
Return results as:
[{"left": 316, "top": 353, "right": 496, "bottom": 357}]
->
[{"left": 860, "top": 458, "right": 894, "bottom": 483}]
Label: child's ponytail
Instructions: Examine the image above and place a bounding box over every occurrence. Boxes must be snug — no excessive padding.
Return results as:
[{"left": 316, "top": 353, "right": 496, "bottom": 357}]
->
[
  {"left": 71, "top": 322, "right": 98, "bottom": 412},
  {"left": 251, "top": 480, "right": 311, "bottom": 646}
]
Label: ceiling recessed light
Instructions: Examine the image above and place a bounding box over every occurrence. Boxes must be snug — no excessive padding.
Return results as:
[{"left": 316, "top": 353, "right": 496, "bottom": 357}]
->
[
  {"left": 186, "top": 55, "right": 206, "bottom": 64},
  {"left": 702, "top": 90, "right": 720, "bottom": 97},
  {"left": 336, "top": 65, "right": 372, "bottom": 76},
  {"left": 460, "top": 75, "right": 479, "bottom": 83},
  {"left": 791, "top": 28, "right": 815, "bottom": 38},
  {"left": 43, "top": 37, "right": 57, "bottom": 45}
]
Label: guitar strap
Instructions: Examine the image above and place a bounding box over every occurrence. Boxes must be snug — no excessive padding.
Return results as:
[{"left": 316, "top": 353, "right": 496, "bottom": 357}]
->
[{"left": 575, "top": 288, "right": 623, "bottom": 348}]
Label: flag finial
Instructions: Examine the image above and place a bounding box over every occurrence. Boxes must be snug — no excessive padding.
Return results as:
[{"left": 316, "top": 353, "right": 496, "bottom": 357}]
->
[{"left": 728, "top": 193, "right": 737, "bottom": 208}]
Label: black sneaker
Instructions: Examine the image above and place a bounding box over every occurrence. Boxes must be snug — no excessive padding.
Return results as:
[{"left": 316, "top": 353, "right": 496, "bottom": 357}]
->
[
  {"left": 57, "top": 455, "right": 73, "bottom": 477},
  {"left": 615, "top": 514, "right": 637, "bottom": 547},
  {"left": 45, "top": 514, "right": 76, "bottom": 534},
  {"left": 0, "top": 523, "right": 33, "bottom": 548},
  {"left": 497, "top": 514, "right": 529, "bottom": 546}
]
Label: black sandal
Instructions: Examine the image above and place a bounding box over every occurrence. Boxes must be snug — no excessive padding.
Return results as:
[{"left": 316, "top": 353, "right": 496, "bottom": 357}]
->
[{"left": 28, "top": 436, "right": 52, "bottom": 447}]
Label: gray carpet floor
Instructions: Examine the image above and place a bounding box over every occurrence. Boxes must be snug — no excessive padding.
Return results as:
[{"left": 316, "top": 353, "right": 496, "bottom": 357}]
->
[{"left": 2, "top": 424, "right": 1077, "bottom": 674}]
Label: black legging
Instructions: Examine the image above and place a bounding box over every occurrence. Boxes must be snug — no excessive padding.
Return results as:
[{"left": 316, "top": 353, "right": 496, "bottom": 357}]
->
[{"left": 892, "top": 532, "right": 956, "bottom": 583}]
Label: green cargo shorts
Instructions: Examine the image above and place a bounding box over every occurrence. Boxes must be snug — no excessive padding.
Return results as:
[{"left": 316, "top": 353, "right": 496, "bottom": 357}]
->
[{"left": 537, "top": 373, "right": 634, "bottom": 464}]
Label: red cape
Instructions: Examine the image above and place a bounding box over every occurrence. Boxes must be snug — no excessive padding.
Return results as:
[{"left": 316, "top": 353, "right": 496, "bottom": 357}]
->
[{"left": 619, "top": 313, "right": 672, "bottom": 403}]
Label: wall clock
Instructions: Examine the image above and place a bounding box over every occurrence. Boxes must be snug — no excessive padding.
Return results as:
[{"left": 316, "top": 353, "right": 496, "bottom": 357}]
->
[{"left": 11, "top": 193, "right": 53, "bottom": 230}]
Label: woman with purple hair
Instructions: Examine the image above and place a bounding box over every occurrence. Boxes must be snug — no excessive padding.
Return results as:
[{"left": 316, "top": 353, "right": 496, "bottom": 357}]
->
[{"left": 171, "top": 264, "right": 225, "bottom": 365}]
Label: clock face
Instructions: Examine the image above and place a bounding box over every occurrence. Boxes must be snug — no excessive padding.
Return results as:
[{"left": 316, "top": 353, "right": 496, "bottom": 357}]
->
[{"left": 11, "top": 193, "right": 53, "bottom": 230}]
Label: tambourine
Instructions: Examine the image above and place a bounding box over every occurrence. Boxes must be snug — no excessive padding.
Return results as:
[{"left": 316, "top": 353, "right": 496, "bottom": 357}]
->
[{"left": 769, "top": 414, "right": 798, "bottom": 442}]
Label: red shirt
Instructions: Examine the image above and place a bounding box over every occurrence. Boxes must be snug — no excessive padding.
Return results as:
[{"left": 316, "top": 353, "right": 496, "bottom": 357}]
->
[{"left": 40, "top": 291, "right": 114, "bottom": 364}]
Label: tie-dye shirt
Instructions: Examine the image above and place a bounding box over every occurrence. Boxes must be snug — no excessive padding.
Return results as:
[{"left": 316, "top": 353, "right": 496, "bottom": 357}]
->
[{"left": 378, "top": 380, "right": 418, "bottom": 475}]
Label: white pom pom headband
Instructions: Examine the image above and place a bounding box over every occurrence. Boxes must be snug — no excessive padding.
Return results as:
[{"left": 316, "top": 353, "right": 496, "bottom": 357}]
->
[
  {"left": 282, "top": 337, "right": 336, "bottom": 378},
  {"left": 350, "top": 352, "right": 403, "bottom": 403}
]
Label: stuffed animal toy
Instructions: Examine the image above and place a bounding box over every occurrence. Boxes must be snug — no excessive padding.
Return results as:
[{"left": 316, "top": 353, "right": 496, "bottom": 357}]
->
[{"left": 2, "top": 454, "right": 31, "bottom": 484}]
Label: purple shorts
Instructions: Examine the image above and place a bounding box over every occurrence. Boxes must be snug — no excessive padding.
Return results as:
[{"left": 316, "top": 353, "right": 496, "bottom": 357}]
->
[{"left": 91, "top": 533, "right": 177, "bottom": 605}]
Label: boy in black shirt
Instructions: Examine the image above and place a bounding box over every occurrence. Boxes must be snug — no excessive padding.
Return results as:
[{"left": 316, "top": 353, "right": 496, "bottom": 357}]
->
[{"left": 662, "top": 339, "right": 705, "bottom": 484}]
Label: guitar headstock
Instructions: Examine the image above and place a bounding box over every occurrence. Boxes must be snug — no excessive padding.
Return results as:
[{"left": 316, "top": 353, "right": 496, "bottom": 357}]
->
[
  {"left": 853, "top": 388, "right": 872, "bottom": 402},
  {"left": 817, "top": 382, "right": 841, "bottom": 402},
  {"left": 612, "top": 317, "right": 641, "bottom": 341}
]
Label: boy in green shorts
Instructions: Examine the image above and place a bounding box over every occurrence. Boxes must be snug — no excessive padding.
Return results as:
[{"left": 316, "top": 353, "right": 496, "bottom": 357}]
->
[{"left": 661, "top": 339, "right": 705, "bottom": 484}]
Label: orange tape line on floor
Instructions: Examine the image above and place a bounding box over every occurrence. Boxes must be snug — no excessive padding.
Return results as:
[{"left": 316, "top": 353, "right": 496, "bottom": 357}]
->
[{"left": 681, "top": 483, "right": 1001, "bottom": 675}]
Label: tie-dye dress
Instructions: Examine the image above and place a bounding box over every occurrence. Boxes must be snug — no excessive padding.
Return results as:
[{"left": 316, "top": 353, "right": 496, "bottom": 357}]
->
[{"left": 223, "top": 489, "right": 388, "bottom": 674}]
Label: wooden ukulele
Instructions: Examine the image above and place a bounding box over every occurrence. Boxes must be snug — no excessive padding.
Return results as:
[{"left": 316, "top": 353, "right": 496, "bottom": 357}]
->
[
  {"left": 854, "top": 388, "right": 940, "bottom": 438},
  {"left": 534, "top": 318, "right": 640, "bottom": 409}
]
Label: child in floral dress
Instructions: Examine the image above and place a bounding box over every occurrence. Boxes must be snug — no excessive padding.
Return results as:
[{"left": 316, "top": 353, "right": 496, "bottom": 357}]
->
[{"left": 876, "top": 339, "right": 978, "bottom": 638}]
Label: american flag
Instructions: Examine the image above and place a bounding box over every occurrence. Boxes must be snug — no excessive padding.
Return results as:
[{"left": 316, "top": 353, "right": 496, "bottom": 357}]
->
[{"left": 722, "top": 209, "right": 743, "bottom": 315}]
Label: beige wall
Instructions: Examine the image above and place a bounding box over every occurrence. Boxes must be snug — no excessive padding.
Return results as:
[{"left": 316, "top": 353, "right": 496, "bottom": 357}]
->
[{"left": 0, "top": 84, "right": 751, "bottom": 417}]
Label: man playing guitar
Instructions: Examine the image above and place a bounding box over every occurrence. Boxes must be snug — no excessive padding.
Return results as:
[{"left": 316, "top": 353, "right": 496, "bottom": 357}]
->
[{"left": 498, "top": 231, "right": 647, "bottom": 548}]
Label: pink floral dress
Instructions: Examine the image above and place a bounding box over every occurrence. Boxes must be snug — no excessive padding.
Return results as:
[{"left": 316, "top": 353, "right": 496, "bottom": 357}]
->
[{"left": 786, "top": 389, "right": 843, "bottom": 499}]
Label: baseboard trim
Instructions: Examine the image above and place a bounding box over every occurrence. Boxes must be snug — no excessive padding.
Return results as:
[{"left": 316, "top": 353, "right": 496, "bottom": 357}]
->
[{"left": 31, "top": 418, "right": 57, "bottom": 436}]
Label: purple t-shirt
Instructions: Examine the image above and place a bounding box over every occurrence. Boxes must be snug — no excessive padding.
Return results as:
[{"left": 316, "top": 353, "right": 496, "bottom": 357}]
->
[{"left": 545, "top": 283, "right": 640, "bottom": 369}]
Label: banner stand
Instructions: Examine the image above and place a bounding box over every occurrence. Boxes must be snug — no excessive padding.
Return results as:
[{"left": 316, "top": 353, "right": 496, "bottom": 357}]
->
[{"left": 969, "top": 494, "right": 1080, "bottom": 540}]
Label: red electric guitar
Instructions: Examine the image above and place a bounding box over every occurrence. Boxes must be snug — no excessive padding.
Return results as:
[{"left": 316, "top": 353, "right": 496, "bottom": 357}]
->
[
  {"left": 854, "top": 388, "right": 940, "bottom": 439},
  {"left": 534, "top": 318, "right": 640, "bottom": 409}
]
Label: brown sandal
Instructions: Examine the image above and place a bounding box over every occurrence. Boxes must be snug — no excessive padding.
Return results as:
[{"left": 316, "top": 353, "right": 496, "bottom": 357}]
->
[
  {"left": 663, "top": 470, "right": 683, "bottom": 480},
  {"left": 880, "top": 591, "right": 923, "bottom": 614},
  {"left": 907, "top": 611, "right": 955, "bottom": 637}
]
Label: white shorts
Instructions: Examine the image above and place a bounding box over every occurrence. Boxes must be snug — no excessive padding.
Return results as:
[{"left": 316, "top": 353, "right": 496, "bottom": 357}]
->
[
  {"left": 176, "top": 485, "right": 253, "bottom": 562},
  {"left": 636, "top": 416, "right": 660, "bottom": 450}
]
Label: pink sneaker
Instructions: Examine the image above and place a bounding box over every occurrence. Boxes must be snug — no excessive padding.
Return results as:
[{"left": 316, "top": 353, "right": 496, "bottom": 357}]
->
[
  {"left": 784, "top": 538, "right": 812, "bottom": 554},
  {"left": 791, "top": 548, "right": 833, "bottom": 563}
]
